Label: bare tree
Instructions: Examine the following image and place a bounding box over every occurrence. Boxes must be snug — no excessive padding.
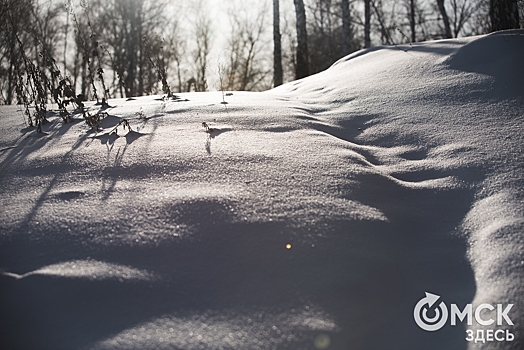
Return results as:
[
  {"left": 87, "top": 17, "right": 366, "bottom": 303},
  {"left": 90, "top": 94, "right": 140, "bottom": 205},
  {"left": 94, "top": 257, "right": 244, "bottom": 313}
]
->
[
  {"left": 370, "top": 0, "right": 394, "bottom": 45},
  {"left": 163, "top": 19, "right": 187, "bottom": 94},
  {"left": 279, "top": 2, "right": 298, "bottom": 83},
  {"left": 431, "top": 0, "right": 488, "bottom": 37},
  {"left": 490, "top": 0, "right": 520, "bottom": 31},
  {"left": 307, "top": 0, "right": 357, "bottom": 73},
  {"left": 3, "top": 0, "right": 504, "bottom": 109},
  {"left": 0, "top": 0, "right": 32, "bottom": 104},
  {"left": 436, "top": 0, "right": 453, "bottom": 38},
  {"left": 520, "top": 0, "right": 524, "bottom": 28},
  {"left": 102, "top": 0, "right": 168, "bottom": 97},
  {"left": 273, "top": 0, "right": 283, "bottom": 87},
  {"left": 62, "top": 3, "right": 70, "bottom": 75},
  {"left": 409, "top": 0, "right": 416, "bottom": 42},
  {"left": 293, "top": 0, "right": 309, "bottom": 79},
  {"left": 2, "top": 0, "right": 50, "bottom": 128},
  {"left": 364, "top": 0, "right": 371, "bottom": 47},
  {"left": 451, "top": 0, "right": 481, "bottom": 36},
  {"left": 341, "top": 0, "right": 353, "bottom": 55},
  {"left": 193, "top": 15, "right": 211, "bottom": 91},
  {"left": 192, "top": 12, "right": 211, "bottom": 92},
  {"left": 30, "top": 0, "right": 62, "bottom": 95},
  {"left": 68, "top": 0, "right": 105, "bottom": 100},
  {"left": 223, "top": 1, "right": 269, "bottom": 91}
]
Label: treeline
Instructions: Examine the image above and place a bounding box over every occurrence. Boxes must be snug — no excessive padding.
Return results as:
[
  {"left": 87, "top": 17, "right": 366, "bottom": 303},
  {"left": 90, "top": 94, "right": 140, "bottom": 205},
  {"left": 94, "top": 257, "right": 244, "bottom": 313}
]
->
[
  {"left": 1, "top": 0, "right": 522, "bottom": 107},
  {"left": 284, "top": 0, "right": 522, "bottom": 83}
]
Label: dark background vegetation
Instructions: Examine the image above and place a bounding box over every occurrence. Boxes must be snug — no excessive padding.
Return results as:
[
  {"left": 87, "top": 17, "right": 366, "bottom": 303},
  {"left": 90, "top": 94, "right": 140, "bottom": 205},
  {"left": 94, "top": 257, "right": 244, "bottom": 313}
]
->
[{"left": 0, "top": 0, "right": 522, "bottom": 107}]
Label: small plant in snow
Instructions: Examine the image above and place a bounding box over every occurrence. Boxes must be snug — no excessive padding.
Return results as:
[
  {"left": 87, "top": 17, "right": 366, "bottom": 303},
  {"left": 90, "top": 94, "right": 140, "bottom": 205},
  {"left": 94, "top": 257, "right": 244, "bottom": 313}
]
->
[
  {"left": 5, "top": 4, "right": 49, "bottom": 132},
  {"left": 217, "top": 62, "right": 228, "bottom": 104},
  {"left": 394, "top": 26, "right": 413, "bottom": 52},
  {"left": 135, "top": 107, "right": 147, "bottom": 120},
  {"left": 202, "top": 122, "right": 214, "bottom": 132},
  {"left": 82, "top": 109, "right": 108, "bottom": 130},
  {"left": 110, "top": 119, "right": 133, "bottom": 135}
]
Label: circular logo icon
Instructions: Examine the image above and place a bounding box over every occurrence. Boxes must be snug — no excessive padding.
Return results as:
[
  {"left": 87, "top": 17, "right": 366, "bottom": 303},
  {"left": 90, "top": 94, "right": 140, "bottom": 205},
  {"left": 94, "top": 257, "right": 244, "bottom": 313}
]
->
[{"left": 414, "top": 292, "right": 448, "bottom": 331}]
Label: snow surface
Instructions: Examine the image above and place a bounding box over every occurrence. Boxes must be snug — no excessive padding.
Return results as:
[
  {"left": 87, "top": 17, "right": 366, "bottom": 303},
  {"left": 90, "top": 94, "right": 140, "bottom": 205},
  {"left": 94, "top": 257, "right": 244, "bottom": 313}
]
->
[{"left": 1, "top": 30, "right": 523, "bottom": 350}]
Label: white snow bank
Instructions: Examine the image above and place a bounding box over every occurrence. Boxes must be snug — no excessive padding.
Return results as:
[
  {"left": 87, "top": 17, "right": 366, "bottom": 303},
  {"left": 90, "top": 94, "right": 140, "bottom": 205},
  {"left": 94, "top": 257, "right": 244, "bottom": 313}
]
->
[
  {"left": 91, "top": 308, "right": 337, "bottom": 350},
  {"left": 1, "top": 259, "right": 159, "bottom": 282},
  {"left": 1, "top": 30, "right": 523, "bottom": 350}
]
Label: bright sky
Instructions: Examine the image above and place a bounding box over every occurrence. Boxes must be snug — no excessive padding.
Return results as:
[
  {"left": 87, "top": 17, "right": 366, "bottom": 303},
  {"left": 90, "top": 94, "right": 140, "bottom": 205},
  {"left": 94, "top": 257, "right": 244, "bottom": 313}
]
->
[{"left": 180, "top": 0, "right": 280, "bottom": 90}]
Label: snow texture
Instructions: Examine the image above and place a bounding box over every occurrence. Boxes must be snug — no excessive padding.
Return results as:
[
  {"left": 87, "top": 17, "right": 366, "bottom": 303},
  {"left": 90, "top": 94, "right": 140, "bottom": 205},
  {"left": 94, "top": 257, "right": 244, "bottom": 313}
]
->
[{"left": 1, "top": 30, "right": 523, "bottom": 350}]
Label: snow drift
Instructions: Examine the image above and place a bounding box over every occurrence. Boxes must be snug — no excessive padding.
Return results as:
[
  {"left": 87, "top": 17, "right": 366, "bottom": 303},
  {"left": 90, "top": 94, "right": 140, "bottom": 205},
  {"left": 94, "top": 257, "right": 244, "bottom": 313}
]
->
[{"left": 1, "top": 30, "right": 523, "bottom": 350}]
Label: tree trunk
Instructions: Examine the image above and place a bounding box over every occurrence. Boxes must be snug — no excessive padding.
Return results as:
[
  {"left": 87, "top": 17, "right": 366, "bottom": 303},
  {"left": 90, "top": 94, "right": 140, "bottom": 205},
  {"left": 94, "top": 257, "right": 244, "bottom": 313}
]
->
[
  {"left": 370, "top": 0, "right": 392, "bottom": 45},
  {"left": 490, "top": 0, "right": 520, "bottom": 31},
  {"left": 364, "top": 0, "right": 371, "bottom": 48},
  {"left": 6, "top": 35, "right": 18, "bottom": 105},
  {"left": 410, "top": 0, "right": 416, "bottom": 42},
  {"left": 126, "top": 0, "right": 138, "bottom": 97},
  {"left": 63, "top": 8, "right": 69, "bottom": 74},
  {"left": 436, "top": 0, "right": 452, "bottom": 38},
  {"left": 6, "top": 55, "right": 14, "bottom": 104},
  {"left": 81, "top": 56, "right": 88, "bottom": 97},
  {"left": 273, "top": 0, "right": 283, "bottom": 87},
  {"left": 341, "top": 0, "right": 352, "bottom": 55},
  {"left": 137, "top": 6, "right": 144, "bottom": 96},
  {"left": 293, "top": 0, "right": 309, "bottom": 79}
]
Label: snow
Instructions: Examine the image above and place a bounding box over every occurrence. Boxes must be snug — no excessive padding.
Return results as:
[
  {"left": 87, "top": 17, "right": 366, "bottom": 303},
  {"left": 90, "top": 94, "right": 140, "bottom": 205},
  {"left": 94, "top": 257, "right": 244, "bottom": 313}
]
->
[{"left": 1, "top": 30, "right": 523, "bottom": 350}]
